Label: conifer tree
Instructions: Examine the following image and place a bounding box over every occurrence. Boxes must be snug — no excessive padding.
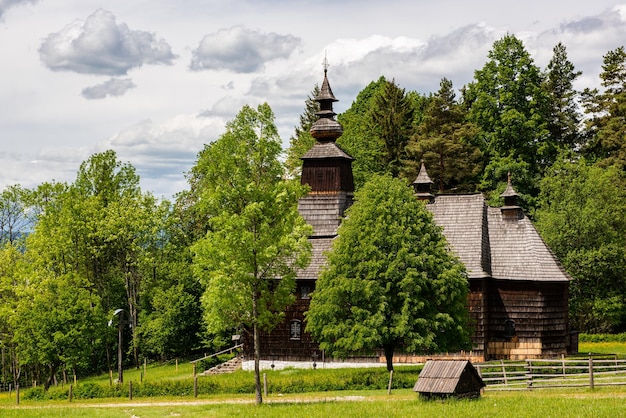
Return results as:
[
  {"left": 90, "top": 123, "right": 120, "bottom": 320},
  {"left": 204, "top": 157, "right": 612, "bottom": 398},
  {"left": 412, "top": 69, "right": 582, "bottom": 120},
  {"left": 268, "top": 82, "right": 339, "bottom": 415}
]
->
[
  {"left": 582, "top": 46, "right": 626, "bottom": 169},
  {"left": 407, "top": 78, "right": 482, "bottom": 192},
  {"left": 284, "top": 85, "right": 320, "bottom": 178}
]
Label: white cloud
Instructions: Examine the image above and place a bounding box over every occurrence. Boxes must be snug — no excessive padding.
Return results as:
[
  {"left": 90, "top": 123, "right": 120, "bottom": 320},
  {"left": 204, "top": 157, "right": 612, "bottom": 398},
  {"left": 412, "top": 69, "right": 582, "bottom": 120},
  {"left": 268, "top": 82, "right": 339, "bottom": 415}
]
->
[
  {"left": 39, "top": 9, "right": 177, "bottom": 76},
  {"left": 0, "top": 0, "right": 36, "bottom": 19},
  {"left": 81, "top": 77, "right": 136, "bottom": 99},
  {"left": 190, "top": 26, "right": 301, "bottom": 73},
  {"left": 99, "top": 113, "right": 227, "bottom": 197}
]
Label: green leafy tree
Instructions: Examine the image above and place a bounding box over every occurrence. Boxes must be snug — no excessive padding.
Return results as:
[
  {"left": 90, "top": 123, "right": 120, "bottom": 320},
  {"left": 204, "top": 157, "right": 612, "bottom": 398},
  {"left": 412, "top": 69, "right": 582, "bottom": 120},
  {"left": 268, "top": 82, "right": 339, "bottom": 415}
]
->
[
  {"left": 582, "top": 46, "right": 626, "bottom": 168},
  {"left": 0, "top": 185, "right": 32, "bottom": 245},
  {"left": 24, "top": 151, "right": 163, "bottom": 375},
  {"left": 137, "top": 199, "right": 204, "bottom": 361},
  {"left": 285, "top": 85, "right": 320, "bottom": 177},
  {"left": 12, "top": 269, "right": 105, "bottom": 390},
  {"left": 191, "top": 103, "right": 312, "bottom": 405},
  {"left": 306, "top": 174, "right": 471, "bottom": 371},
  {"left": 337, "top": 77, "right": 388, "bottom": 189},
  {"left": 544, "top": 42, "right": 582, "bottom": 151},
  {"left": 0, "top": 243, "right": 22, "bottom": 387},
  {"left": 406, "top": 78, "right": 483, "bottom": 192},
  {"left": 465, "top": 34, "right": 550, "bottom": 200},
  {"left": 535, "top": 157, "right": 626, "bottom": 332}
]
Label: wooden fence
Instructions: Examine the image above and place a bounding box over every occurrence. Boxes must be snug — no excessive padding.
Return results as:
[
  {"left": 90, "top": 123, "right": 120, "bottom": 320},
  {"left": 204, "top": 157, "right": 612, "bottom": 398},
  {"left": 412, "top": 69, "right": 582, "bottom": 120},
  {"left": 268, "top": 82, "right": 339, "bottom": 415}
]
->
[{"left": 475, "top": 355, "right": 626, "bottom": 390}]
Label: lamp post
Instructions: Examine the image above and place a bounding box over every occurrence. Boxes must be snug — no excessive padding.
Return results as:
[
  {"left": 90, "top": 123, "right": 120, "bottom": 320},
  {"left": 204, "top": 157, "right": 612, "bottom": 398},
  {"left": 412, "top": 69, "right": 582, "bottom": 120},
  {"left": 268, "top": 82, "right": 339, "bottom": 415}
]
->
[{"left": 108, "top": 309, "right": 125, "bottom": 384}]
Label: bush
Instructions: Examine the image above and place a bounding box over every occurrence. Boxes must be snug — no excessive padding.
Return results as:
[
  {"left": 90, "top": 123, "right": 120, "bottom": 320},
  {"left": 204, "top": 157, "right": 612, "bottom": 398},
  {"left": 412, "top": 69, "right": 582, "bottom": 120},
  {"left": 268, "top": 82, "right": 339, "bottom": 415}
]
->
[
  {"left": 580, "top": 333, "right": 626, "bottom": 343},
  {"left": 20, "top": 365, "right": 423, "bottom": 400}
]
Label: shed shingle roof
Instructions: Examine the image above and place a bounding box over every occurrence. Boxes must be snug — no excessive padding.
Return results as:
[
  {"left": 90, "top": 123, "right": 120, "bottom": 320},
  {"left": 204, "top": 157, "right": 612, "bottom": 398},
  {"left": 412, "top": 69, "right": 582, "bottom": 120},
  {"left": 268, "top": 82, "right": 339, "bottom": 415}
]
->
[{"left": 413, "top": 360, "right": 485, "bottom": 394}]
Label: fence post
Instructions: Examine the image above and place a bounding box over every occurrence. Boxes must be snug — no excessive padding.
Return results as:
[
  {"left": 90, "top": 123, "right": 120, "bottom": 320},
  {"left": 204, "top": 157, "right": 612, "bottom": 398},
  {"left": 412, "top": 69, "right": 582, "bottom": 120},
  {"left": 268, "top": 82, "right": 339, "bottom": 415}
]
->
[
  {"left": 16, "top": 383, "right": 19, "bottom": 405},
  {"left": 129, "top": 380, "right": 133, "bottom": 400},
  {"left": 526, "top": 360, "right": 533, "bottom": 389},
  {"left": 501, "top": 360, "right": 508, "bottom": 385},
  {"left": 589, "top": 354, "right": 594, "bottom": 390},
  {"left": 562, "top": 354, "right": 566, "bottom": 376},
  {"left": 194, "top": 376, "right": 198, "bottom": 398},
  {"left": 69, "top": 384, "right": 73, "bottom": 403}
]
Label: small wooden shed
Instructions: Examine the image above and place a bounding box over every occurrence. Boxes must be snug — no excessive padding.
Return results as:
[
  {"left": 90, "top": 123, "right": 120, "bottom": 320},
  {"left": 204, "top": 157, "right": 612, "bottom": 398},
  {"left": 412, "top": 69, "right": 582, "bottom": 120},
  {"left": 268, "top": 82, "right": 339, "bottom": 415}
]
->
[{"left": 413, "top": 360, "right": 485, "bottom": 399}]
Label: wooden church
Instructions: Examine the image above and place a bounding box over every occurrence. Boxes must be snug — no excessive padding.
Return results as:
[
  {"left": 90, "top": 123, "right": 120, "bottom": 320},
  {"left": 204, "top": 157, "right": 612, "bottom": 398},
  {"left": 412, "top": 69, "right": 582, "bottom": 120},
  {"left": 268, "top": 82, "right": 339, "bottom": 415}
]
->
[{"left": 250, "top": 69, "right": 574, "bottom": 364}]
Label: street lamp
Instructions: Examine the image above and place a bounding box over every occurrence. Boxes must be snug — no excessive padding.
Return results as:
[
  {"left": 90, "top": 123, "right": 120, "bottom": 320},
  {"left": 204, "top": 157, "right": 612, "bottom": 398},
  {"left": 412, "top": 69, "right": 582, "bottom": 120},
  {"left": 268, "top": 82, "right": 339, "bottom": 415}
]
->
[{"left": 108, "top": 309, "right": 125, "bottom": 384}]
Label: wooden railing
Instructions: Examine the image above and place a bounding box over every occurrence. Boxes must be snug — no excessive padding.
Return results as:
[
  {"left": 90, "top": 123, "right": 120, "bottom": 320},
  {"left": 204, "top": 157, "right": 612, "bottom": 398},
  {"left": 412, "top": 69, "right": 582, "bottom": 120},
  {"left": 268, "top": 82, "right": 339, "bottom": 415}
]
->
[
  {"left": 475, "top": 355, "right": 626, "bottom": 390},
  {"left": 190, "top": 344, "right": 243, "bottom": 364}
]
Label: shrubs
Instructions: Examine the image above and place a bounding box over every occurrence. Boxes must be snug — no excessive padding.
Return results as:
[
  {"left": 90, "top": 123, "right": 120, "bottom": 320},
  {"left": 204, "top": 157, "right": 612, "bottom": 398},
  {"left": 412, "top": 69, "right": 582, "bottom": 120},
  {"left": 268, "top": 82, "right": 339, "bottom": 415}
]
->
[
  {"left": 580, "top": 333, "right": 626, "bottom": 343},
  {"left": 21, "top": 366, "right": 422, "bottom": 400}
]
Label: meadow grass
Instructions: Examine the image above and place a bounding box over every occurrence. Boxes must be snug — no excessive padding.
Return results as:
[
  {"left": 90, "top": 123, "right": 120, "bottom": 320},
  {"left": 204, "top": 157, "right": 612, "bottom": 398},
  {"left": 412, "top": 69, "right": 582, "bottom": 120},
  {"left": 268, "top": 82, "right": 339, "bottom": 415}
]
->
[
  {"left": 579, "top": 341, "right": 626, "bottom": 356},
  {"left": 1, "top": 387, "right": 626, "bottom": 417},
  {"left": 3, "top": 341, "right": 626, "bottom": 417}
]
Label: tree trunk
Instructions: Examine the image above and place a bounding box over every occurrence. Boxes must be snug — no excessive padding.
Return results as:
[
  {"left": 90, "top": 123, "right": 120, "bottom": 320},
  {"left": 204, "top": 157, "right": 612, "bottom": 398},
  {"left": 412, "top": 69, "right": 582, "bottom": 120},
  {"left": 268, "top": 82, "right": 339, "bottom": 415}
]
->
[
  {"left": 253, "top": 292, "right": 262, "bottom": 405},
  {"left": 44, "top": 362, "right": 59, "bottom": 391},
  {"left": 383, "top": 343, "right": 395, "bottom": 372}
]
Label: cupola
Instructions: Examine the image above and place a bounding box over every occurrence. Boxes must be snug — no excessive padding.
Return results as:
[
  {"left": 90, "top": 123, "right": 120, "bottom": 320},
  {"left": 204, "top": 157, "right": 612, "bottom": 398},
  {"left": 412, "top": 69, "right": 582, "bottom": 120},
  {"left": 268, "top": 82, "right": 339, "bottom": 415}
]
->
[
  {"left": 300, "top": 64, "right": 354, "bottom": 194},
  {"left": 412, "top": 161, "right": 434, "bottom": 202},
  {"left": 500, "top": 173, "right": 523, "bottom": 219}
]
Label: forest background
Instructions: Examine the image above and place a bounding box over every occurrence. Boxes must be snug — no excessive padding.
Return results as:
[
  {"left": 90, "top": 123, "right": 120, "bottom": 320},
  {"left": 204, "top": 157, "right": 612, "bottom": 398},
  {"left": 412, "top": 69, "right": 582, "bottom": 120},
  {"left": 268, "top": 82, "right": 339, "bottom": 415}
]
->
[{"left": 0, "top": 34, "right": 625, "bottom": 391}]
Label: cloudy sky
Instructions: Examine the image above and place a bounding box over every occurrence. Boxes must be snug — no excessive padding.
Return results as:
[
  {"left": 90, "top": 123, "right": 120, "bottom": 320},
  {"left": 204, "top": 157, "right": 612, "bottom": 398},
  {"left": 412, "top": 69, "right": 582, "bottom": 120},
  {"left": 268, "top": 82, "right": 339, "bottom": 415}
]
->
[{"left": 1, "top": 0, "right": 626, "bottom": 198}]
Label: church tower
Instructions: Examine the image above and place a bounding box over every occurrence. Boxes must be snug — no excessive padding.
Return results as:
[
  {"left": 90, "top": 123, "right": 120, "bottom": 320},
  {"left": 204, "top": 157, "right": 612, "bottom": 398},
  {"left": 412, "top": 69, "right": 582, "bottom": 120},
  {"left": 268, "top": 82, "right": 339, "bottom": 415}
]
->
[{"left": 300, "top": 66, "right": 354, "bottom": 195}]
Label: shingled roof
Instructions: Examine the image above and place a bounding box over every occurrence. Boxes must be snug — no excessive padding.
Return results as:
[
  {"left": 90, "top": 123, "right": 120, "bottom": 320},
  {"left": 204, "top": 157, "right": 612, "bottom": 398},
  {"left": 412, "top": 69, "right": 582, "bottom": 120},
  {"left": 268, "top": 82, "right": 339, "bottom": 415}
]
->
[
  {"left": 296, "top": 193, "right": 352, "bottom": 279},
  {"left": 428, "top": 195, "right": 491, "bottom": 279},
  {"left": 413, "top": 360, "right": 485, "bottom": 398},
  {"left": 428, "top": 194, "right": 570, "bottom": 282},
  {"left": 301, "top": 141, "right": 353, "bottom": 160}
]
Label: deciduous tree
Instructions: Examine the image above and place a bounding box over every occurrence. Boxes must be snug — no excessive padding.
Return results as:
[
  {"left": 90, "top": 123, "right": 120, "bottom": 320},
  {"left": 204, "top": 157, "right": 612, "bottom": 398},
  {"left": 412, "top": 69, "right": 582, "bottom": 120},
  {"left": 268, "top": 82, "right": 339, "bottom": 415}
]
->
[
  {"left": 306, "top": 174, "right": 471, "bottom": 371},
  {"left": 191, "top": 103, "right": 312, "bottom": 405},
  {"left": 535, "top": 158, "right": 626, "bottom": 332}
]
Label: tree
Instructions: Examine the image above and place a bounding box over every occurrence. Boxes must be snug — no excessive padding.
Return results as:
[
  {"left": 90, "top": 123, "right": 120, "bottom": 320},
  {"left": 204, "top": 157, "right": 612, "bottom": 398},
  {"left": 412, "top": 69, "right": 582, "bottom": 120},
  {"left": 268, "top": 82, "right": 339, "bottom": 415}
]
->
[
  {"left": 406, "top": 78, "right": 483, "bottom": 192},
  {"left": 0, "top": 243, "right": 22, "bottom": 387},
  {"left": 191, "top": 103, "right": 312, "bottom": 405},
  {"left": 12, "top": 270, "right": 104, "bottom": 390},
  {"left": 535, "top": 157, "right": 626, "bottom": 332},
  {"left": 582, "top": 46, "right": 626, "bottom": 169},
  {"left": 0, "top": 185, "right": 32, "bottom": 245},
  {"left": 284, "top": 85, "right": 320, "bottom": 177},
  {"left": 24, "top": 150, "right": 163, "bottom": 377},
  {"left": 370, "top": 79, "right": 415, "bottom": 177},
  {"left": 464, "top": 34, "right": 550, "bottom": 201},
  {"left": 306, "top": 174, "right": 471, "bottom": 371},
  {"left": 544, "top": 42, "right": 582, "bottom": 151},
  {"left": 337, "top": 77, "right": 388, "bottom": 189}
]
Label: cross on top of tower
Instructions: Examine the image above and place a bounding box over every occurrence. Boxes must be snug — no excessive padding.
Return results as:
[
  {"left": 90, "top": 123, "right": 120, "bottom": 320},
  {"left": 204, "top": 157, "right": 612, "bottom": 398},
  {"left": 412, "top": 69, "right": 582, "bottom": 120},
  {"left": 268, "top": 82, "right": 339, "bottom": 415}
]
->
[{"left": 322, "top": 51, "right": 329, "bottom": 73}]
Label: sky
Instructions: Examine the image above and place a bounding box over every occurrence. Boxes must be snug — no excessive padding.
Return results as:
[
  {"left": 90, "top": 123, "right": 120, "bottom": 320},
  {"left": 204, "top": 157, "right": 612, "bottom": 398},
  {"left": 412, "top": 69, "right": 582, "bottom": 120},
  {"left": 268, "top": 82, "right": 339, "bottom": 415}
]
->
[{"left": 1, "top": 0, "right": 626, "bottom": 199}]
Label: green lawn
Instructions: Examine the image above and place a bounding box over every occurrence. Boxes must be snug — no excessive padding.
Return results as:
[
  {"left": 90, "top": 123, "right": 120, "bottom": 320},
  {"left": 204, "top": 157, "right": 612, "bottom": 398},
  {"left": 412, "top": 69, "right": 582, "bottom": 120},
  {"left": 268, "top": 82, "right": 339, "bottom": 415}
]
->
[
  {"left": 2, "top": 342, "right": 626, "bottom": 417},
  {"left": 1, "top": 387, "right": 626, "bottom": 417},
  {"left": 579, "top": 341, "right": 626, "bottom": 356}
]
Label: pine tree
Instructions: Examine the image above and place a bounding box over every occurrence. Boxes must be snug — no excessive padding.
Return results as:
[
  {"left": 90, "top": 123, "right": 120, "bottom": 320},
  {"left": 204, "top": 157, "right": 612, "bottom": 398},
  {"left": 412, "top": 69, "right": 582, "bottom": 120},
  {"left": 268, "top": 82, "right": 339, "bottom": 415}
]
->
[
  {"left": 284, "top": 85, "right": 320, "bottom": 178},
  {"left": 370, "top": 79, "right": 415, "bottom": 177},
  {"left": 407, "top": 78, "right": 483, "bottom": 192},
  {"left": 582, "top": 46, "right": 626, "bottom": 169},
  {"left": 544, "top": 42, "right": 582, "bottom": 151}
]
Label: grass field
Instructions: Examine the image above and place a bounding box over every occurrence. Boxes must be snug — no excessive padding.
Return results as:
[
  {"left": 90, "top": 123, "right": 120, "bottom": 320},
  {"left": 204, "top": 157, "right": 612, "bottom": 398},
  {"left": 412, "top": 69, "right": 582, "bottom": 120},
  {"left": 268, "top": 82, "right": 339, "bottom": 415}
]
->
[
  {"left": 579, "top": 341, "right": 626, "bottom": 356},
  {"left": 2, "top": 387, "right": 626, "bottom": 417},
  {"left": 1, "top": 341, "right": 625, "bottom": 417}
]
